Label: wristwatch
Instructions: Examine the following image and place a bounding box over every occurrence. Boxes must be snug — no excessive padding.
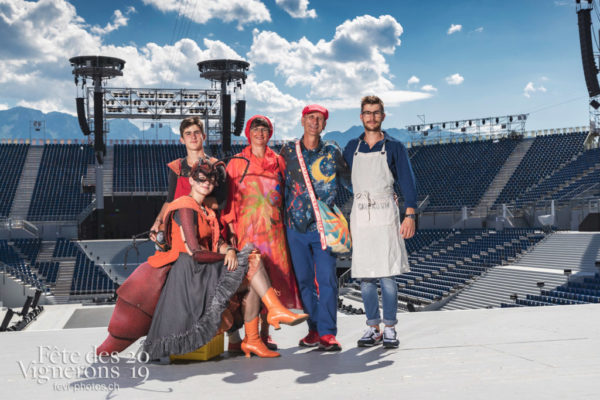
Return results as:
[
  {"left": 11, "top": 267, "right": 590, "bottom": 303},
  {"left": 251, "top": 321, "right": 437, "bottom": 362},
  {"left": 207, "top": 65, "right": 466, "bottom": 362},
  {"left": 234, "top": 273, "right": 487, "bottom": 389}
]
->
[{"left": 405, "top": 213, "right": 416, "bottom": 220}]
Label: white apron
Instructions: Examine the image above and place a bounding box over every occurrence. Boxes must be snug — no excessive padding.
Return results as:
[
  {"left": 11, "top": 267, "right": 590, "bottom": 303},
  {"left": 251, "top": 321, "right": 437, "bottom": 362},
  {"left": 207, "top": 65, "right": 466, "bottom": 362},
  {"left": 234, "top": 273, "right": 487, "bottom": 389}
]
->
[{"left": 350, "top": 140, "right": 410, "bottom": 278}]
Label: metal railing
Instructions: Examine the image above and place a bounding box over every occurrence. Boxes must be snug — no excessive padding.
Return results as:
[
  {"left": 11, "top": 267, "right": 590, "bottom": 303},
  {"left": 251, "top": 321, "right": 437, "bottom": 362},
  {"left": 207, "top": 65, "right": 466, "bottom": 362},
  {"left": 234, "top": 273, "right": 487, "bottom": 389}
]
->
[
  {"left": 77, "top": 198, "right": 97, "bottom": 224},
  {"left": 0, "top": 218, "right": 40, "bottom": 237}
]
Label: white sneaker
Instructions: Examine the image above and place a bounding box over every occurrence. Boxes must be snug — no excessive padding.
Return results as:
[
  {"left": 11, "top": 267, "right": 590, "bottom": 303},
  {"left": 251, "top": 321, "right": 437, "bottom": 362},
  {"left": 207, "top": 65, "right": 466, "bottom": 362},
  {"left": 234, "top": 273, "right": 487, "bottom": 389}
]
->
[
  {"left": 383, "top": 326, "right": 399, "bottom": 348},
  {"left": 357, "top": 326, "right": 382, "bottom": 347}
]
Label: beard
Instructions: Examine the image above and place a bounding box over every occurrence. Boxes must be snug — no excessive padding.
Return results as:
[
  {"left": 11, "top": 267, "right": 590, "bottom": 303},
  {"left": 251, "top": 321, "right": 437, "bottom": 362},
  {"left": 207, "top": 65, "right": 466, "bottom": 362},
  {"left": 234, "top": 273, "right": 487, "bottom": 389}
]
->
[{"left": 363, "top": 120, "right": 382, "bottom": 133}]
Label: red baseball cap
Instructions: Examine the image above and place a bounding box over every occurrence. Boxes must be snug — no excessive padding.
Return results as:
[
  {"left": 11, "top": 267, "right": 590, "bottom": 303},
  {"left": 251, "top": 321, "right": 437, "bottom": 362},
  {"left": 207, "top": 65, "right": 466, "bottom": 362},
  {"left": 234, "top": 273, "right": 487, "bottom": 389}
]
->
[{"left": 302, "top": 104, "right": 328, "bottom": 121}]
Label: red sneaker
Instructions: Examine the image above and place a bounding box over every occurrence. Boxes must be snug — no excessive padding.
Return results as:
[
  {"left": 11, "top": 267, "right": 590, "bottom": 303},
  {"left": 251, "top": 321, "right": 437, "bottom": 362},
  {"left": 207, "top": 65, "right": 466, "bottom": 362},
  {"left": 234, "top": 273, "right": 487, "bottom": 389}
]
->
[
  {"left": 261, "top": 335, "right": 278, "bottom": 351},
  {"left": 298, "top": 330, "right": 320, "bottom": 347},
  {"left": 318, "top": 334, "right": 342, "bottom": 351}
]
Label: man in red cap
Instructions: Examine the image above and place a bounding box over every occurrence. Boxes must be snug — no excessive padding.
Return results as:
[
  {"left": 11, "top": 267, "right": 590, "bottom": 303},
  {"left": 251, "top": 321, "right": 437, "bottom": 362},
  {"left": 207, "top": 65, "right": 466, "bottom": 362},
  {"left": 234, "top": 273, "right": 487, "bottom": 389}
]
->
[{"left": 279, "top": 104, "right": 350, "bottom": 351}]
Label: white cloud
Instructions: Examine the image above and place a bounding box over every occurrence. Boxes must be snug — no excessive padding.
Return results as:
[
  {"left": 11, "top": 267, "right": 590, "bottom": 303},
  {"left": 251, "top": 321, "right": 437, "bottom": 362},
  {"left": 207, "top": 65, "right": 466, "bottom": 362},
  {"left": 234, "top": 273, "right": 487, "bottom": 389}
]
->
[
  {"left": 141, "top": 0, "right": 271, "bottom": 30},
  {"left": 447, "top": 24, "right": 462, "bottom": 35},
  {"left": 0, "top": 0, "right": 249, "bottom": 114},
  {"left": 474, "top": 27, "right": 483, "bottom": 33},
  {"left": 105, "top": 38, "right": 244, "bottom": 88},
  {"left": 91, "top": 7, "right": 136, "bottom": 35},
  {"left": 421, "top": 84, "right": 437, "bottom": 92},
  {"left": 523, "top": 82, "right": 547, "bottom": 98},
  {"left": 244, "top": 75, "right": 305, "bottom": 135},
  {"left": 407, "top": 75, "right": 420, "bottom": 86},
  {"left": 248, "top": 15, "right": 430, "bottom": 109},
  {"left": 275, "top": 0, "right": 316, "bottom": 19},
  {"left": 0, "top": 103, "right": 9, "bottom": 111},
  {"left": 446, "top": 73, "right": 464, "bottom": 85},
  {"left": 0, "top": 3, "right": 431, "bottom": 137},
  {"left": 541, "top": 76, "right": 549, "bottom": 81},
  {"left": 0, "top": 0, "right": 102, "bottom": 112}
]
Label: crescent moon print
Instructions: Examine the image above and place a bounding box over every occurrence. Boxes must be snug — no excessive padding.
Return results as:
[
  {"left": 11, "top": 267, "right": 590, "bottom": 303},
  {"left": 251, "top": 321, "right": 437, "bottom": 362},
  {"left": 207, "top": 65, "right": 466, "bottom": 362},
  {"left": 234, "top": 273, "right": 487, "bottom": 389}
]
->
[{"left": 310, "top": 156, "right": 334, "bottom": 183}]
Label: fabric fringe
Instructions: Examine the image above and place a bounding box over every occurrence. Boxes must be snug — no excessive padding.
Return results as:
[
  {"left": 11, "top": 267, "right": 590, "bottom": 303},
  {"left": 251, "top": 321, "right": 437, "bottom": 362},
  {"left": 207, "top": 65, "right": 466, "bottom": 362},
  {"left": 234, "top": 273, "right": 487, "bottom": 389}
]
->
[{"left": 142, "top": 244, "right": 254, "bottom": 359}]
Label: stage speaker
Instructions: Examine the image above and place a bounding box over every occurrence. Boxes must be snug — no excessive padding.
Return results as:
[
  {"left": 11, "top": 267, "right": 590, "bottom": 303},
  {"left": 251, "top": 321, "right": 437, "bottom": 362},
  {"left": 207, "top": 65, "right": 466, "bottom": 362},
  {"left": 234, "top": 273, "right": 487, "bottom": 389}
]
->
[
  {"left": 233, "top": 100, "right": 246, "bottom": 136},
  {"left": 76, "top": 97, "right": 91, "bottom": 135},
  {"left": 577, "top": 9, "right": 600, "bottom": 97},
  {"left": 222, "top": 94, "right": 231, "bottom": 151},
  {"left": 93, "top": 90, "right": 105, "bottom": 156}
]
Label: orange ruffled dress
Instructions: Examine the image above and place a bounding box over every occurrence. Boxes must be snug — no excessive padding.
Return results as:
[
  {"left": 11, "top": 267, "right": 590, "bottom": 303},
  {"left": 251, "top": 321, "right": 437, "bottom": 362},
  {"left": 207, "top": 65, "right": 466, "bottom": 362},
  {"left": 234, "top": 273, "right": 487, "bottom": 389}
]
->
[{"left": 222, "top": 146, "right": 303, "bottom": 310}]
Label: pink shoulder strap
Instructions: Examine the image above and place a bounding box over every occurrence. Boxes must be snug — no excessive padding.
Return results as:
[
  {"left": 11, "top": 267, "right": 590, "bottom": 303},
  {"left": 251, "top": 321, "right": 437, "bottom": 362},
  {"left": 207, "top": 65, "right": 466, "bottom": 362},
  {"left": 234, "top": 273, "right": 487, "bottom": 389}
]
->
[{"left": 295, "top": 140, "right": 327, "bottom": 250}]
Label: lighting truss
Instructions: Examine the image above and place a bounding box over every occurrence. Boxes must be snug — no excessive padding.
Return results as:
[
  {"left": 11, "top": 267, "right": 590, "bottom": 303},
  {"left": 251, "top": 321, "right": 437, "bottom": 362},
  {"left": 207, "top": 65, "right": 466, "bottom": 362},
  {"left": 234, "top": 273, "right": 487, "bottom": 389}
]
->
[{"left": 406, "top": 114, "right": 528, "bottom": 137}]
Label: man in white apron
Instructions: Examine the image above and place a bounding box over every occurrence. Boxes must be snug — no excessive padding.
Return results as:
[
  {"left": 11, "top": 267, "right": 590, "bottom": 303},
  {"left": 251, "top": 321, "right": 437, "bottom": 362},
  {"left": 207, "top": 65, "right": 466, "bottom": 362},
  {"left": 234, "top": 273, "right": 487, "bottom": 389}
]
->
[{"left": 343, "top": 96, "right": 417, "bottom": 348}]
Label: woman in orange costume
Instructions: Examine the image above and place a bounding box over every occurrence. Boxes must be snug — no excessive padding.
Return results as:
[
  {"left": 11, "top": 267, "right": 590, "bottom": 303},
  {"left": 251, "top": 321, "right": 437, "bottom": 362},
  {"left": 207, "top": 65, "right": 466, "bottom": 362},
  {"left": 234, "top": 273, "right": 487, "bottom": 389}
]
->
[
  {"left": 222, "top": 115, "right": 303, "bottom": 351},
  {"left": 99, "top": 159, "right": 308, "bottom": 360}
]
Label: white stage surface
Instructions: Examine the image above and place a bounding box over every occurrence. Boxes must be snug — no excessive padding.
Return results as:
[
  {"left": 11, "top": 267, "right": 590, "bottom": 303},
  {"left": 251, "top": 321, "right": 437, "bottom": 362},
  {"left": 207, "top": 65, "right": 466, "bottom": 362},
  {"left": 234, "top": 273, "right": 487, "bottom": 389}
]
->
[{"left": 2, "top": 304, "right": 600, "bottom": 399}]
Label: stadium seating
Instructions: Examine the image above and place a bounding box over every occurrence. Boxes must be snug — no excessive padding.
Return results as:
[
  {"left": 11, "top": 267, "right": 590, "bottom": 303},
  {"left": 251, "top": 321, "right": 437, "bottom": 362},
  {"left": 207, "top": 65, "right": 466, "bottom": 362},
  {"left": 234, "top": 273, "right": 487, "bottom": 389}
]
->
[
  {"left": 346, "top": 228, "right": 546, "bottom": 307},
  {"left": 27, "top": 144, "right": 95, "bottom": 221},
  {"left": 0, "top": 239, "right": 45, "bottom": 289},
  {"left": 495, "top": 132, "right": 588, "bottom": 206},
  {"left": 502, "top": 273, "right": 600, "bottom": 307},
  {"left": 70, "top": 251, "right": 115, "bottom": 295},
  {"left": 113, "top": 144, "right": 185, "bottom": 192},
  {"left": 404, "top": 138, "right": 519, "bottom": 211},
  {"left": 32, "top": 261, "right": 59, "bottom": 285},
  {"left": 0, "top": 144, "right": 29, "bottom": 217},
  {"left": 12, "top": 238, "right": 41, "bottom": 262},
  {"left": 515, "top": 146, "right": 600, "bottom": 206},
  {"left": 53, "top": 238, "right": 79, "bottom": 258}
]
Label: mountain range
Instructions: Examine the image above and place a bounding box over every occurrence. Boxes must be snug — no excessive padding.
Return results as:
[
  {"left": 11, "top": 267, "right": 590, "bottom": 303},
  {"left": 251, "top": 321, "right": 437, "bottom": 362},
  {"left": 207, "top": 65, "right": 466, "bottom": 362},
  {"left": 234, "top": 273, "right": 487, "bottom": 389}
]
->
[
  {"left": 0, "top": 106, "right": 452, "bottom": 146},
  {"left": 0, "top": 107, "right": 171, "bottom": 141}
]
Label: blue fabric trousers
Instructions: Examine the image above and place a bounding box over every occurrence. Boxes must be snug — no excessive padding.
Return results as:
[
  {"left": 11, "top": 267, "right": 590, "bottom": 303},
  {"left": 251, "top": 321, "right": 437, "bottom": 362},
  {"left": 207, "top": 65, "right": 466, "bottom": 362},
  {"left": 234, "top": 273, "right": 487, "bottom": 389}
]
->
[
  {"left": 286, "top": 227, "right": 338, "bottom": 336},
  {"left": 360, "top": 277, "right": 399, "bottom": 326}
]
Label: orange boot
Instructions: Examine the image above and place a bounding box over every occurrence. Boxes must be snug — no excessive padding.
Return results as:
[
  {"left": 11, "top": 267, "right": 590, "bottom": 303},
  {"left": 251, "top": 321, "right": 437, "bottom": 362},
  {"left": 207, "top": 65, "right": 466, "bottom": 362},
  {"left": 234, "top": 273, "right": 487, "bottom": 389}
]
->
[
  {"left": 261, "top": 288, "right": 309, "bottom": 330},
  {"left": 241, "top": 316, "right": 280, "bottom": 358}
]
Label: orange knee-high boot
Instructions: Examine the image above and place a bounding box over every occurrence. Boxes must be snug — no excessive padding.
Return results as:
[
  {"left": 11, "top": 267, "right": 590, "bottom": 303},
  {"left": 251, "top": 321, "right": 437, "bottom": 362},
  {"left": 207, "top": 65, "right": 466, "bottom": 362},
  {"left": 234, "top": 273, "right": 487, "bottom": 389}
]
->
[
  {"left": 261, "top": 287, "right": 309, "bottom": 330},
  {"left": 241, "top": 316, "right": 280, "bottom": 358}
]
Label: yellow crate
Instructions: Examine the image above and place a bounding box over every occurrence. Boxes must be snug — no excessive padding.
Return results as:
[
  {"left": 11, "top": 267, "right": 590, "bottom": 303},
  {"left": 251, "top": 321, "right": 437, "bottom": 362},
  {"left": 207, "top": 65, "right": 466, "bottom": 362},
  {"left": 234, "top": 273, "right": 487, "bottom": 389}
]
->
[{"left": 169, "top": 333, "right": 224, "bottom": 362}]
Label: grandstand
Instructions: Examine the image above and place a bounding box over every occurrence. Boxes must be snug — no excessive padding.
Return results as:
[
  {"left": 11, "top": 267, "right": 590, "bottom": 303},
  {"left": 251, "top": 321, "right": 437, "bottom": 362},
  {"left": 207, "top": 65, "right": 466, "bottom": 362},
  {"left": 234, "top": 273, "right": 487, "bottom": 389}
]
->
[
  {"left": 1, "top": 127, "right": 598, "bottom": 316},
  {"left": 0, "top": 143, "right": 29, "bottom": 217}
]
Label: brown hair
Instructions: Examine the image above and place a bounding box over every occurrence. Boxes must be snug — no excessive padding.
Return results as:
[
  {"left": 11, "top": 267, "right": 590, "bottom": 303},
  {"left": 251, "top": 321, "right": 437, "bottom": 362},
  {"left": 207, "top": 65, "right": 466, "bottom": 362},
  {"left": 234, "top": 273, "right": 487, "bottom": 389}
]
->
[
  {"left": 179, "top": 117, "right": 205, "bottom": 138},
  {"left": 361, "top": 95, "right": 385, "bottom": 114}
]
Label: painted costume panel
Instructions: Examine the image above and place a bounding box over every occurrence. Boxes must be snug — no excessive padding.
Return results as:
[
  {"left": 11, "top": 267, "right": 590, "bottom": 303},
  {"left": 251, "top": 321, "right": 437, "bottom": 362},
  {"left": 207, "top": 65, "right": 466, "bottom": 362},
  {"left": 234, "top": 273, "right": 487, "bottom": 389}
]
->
[{"left": 223, "top": 146, "right": 303, "bottom": 310}]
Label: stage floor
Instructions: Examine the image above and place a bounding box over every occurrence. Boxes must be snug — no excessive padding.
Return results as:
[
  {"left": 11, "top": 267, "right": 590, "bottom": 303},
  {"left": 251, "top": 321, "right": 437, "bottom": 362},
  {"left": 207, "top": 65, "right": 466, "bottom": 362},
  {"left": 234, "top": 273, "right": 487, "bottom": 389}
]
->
[{"left": 2, "top": 304, "right": 600, "bottom": 399}]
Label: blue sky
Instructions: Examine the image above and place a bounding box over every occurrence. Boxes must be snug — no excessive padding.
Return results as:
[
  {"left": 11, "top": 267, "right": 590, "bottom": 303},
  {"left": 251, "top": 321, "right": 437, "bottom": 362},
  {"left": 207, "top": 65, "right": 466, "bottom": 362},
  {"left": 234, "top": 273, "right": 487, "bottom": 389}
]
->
[{"left": 0, "top": 0, "right": 590, "bottom": 138}]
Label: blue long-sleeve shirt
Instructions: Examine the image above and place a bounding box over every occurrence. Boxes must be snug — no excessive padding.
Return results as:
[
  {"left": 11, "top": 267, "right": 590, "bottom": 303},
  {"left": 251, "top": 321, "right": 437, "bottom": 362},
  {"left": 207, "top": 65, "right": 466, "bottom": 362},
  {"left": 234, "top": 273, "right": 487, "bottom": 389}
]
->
[{"left": 343, "top": 132, "right": 418, "bottom": 209}]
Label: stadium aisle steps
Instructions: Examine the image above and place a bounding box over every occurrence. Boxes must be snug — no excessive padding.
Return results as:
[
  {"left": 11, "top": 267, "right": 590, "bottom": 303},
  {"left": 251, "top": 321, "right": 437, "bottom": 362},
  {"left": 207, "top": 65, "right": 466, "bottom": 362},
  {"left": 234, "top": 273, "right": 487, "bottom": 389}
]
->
[
  {"left": 515, "top": 232, "right": 600, "bottom": 272},
  {"left": 8, "top": 145, "right": 42, "bottom": 220},
  {"left": 52, "top": 259, "right": 76, "bottom": 303},
  {"left": 442, "top": 268, "right": 567, "bottom": 310},
  {"left": 475, "top": 139, "right": 533, "bottom": 212}
]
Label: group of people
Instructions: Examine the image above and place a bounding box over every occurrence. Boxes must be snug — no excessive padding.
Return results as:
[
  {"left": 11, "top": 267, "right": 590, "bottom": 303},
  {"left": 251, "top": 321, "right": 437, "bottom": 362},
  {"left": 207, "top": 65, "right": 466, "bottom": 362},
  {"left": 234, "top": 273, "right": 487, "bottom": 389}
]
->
[{"left": 96, "top": 95, "right": 417, "bottom": 361}]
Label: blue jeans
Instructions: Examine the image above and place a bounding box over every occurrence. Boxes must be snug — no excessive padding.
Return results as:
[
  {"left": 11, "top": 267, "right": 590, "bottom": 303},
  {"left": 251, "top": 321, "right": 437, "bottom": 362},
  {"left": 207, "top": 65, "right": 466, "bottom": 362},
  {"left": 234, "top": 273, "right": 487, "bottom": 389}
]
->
[
  {"left": 360, "top": 277, "right": 398, "bottom": 326},
  {"left": 286, "top": 227, "right": 338, "bottom": 336}
]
